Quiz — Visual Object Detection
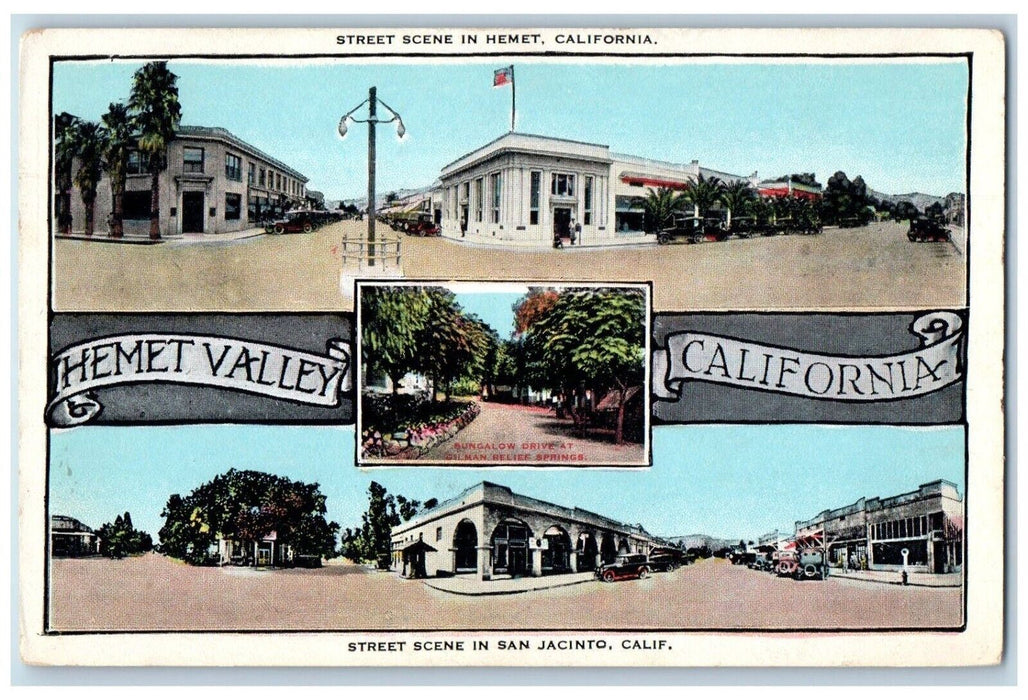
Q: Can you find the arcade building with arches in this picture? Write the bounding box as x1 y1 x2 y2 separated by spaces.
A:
390 481 664 580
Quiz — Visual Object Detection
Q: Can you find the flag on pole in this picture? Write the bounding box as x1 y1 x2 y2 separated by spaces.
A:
493 66 513 87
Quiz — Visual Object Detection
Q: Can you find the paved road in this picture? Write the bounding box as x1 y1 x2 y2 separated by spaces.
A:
420 401 646 465
49 554 963 632
54 220 965 312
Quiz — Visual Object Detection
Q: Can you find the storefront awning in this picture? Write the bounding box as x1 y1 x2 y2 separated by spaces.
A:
619 171 693 190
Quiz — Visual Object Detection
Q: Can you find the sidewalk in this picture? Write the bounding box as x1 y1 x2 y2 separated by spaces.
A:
422 571 596 596
441 230 656 251
828 569 962 588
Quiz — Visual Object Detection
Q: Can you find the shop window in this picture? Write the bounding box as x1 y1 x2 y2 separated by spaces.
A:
183 147 204 174
225 193 241 220
225 153 242 181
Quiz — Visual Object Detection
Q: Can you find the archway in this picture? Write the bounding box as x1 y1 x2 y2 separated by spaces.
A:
576 532 598 572
490 519 533 577
600 533 617 564
542 525 572 575
453 519 478 573
618 537 630 554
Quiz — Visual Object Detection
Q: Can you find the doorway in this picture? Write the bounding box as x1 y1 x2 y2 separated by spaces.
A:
552 207 572 238
182 191 205 233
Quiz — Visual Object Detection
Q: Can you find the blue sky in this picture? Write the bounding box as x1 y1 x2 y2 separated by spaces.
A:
52 58 968 200
49 424 964 543
453 290 522 339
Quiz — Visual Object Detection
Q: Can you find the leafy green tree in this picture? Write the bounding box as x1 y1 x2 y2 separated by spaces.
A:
521 288 645 444
416 288 492 402
684 173 725 219
54 112 80 234
634 186 689 233
101 102 134 239
96 511 153 559
361 286 433 395
339 481 421 563
157 469 339 566
893 200 920 222
129 61 182 240
72 120 106 236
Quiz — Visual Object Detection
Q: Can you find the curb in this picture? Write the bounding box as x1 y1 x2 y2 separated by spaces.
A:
829 573 962 589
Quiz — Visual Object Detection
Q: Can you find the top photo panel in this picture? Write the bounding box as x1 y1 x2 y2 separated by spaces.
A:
49 55 969 313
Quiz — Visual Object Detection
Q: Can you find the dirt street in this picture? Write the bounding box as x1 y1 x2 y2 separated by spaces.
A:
52 221 965 312
415 401 646 465
49 554 962 632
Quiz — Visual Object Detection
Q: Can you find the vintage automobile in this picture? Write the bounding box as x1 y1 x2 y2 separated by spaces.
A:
908 217 952 242
407 214 441 237
774 550 800 577
595 553 650 582
793 549 829 580
646 547 688 572
271 210 316 234
657 215 729 245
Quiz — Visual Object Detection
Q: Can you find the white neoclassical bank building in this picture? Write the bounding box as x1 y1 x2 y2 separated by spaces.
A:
434 132 758 247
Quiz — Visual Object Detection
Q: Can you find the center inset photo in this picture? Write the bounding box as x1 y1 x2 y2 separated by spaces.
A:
356 281 651 467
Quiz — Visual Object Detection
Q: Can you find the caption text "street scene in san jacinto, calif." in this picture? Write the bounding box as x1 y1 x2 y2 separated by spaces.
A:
346 638 670 653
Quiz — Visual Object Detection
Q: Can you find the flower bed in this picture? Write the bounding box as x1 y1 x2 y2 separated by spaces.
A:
362 400 481 460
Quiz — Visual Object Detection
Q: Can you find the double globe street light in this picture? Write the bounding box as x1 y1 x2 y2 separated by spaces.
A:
338 86 406 267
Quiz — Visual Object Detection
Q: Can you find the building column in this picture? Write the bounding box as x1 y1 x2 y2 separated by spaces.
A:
531 547 543 577
569 551 578 572
477 545 492 581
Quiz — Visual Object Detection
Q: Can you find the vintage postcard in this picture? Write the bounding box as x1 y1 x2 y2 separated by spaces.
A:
17 26 1005 667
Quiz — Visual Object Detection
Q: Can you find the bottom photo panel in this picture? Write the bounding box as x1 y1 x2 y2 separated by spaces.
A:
47 423 964 633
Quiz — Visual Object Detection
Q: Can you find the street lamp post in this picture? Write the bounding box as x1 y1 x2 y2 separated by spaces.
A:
338 86 406 267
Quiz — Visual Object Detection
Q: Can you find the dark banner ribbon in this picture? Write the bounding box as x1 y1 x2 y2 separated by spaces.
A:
47 334 351 427
653 312 963 402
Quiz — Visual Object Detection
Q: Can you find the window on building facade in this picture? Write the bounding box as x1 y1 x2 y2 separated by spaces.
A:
183 147 205 174
248 163 256 186
225 153 242 182
584 175 594 225
551 172 575 197
530 171 541 225
126 150 146 175
259 168 266 187
225 193 242 220
490 173 501 223
461 181 470 203
276 173 282 191
436 527 442 542
474 177 483 222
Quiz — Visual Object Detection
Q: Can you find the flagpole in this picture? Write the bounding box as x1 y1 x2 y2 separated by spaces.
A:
510 64 516 132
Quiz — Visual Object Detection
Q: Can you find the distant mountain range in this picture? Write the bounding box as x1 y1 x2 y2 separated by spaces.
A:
867 188 963 212
664 534 740 551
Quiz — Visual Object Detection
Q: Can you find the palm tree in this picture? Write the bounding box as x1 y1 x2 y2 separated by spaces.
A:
684 173 725 219
54 112 80 234
128 61 181 240
719 181 756 230
72 121 107 236
101 102 134 239
634 187 689 233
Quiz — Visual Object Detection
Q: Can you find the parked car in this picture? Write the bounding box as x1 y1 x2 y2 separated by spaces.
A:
657 215 729 245
595 553 650 582
271 211 316 234
408 215 441 237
